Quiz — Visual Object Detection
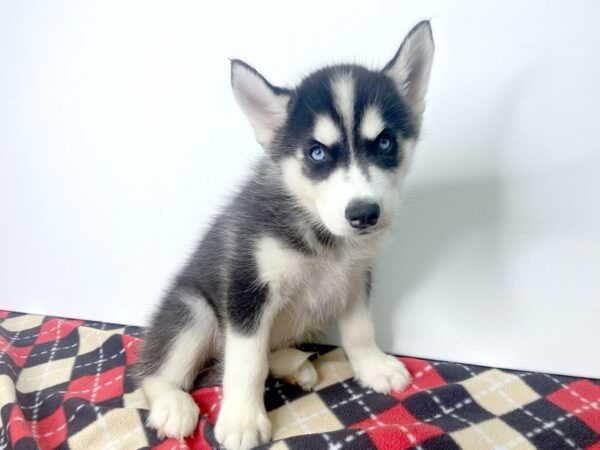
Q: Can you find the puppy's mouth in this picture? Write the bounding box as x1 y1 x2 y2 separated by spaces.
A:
354 223 388 237
357 229 376 236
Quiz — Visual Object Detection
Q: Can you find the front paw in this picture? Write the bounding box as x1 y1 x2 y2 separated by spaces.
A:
352 351 411 394
147 390 199 439
214 404 271 450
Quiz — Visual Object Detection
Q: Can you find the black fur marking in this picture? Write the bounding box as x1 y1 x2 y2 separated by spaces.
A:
134 290 195 380
302 142 349 181
226 256 270 334
361 130 402 170
312 224 340 248
278 68 350 181
352 67 414 172
272 64 415 180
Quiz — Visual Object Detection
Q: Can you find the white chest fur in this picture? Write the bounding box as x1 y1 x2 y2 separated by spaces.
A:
255 236 376 349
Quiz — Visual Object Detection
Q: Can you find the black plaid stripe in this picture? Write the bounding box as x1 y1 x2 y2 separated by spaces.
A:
0 349 21 381
0 403 13 441
284 428 376 450
500 397 598 449
138 409 164 448
13 437 39 450
520 371 578 396
297 343 337 356
80 320 124 331
123 325 143 338
6 312 28 319
0 325 40 348
63 398 99 437
431 360 487 383
24 328 79 368
415 434 461 449
318 378 398 426
17 382 70 422
402 384 494 432
264 377 314 411
71 334 126 379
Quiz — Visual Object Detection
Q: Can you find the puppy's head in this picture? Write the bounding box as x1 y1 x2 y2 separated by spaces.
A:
231 21 434 238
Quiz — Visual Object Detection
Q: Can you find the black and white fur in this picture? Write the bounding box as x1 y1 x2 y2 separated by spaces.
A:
136 21 434 450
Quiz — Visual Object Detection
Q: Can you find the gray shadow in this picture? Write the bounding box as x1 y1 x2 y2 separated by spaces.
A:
369 72 534 351
325 72 529 349
371 177 505 351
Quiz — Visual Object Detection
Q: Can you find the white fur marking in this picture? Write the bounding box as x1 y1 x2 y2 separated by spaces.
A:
360 106 385 140
255 236 312 282
254 235 374 349
215 328 272 449
313 114 341 146
281 157 320 217
331 73 356 151
314 164 374 236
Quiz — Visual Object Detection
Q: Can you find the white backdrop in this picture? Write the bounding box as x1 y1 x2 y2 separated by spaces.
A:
1 0 599 378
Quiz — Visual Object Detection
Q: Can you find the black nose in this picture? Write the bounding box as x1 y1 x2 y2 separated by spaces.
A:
345 200 380 229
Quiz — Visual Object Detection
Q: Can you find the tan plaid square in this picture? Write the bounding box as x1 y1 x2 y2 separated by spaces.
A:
0 374 16 407
451 418 536 450
123 387 150 410
269 392 343 440
77 326 125 355
68 407 149 450
16 356 75 393
268 441 291 450
1 314 44 332
461 369 540 415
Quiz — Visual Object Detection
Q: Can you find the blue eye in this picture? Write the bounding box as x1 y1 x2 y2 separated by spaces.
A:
309 145 326 161
378 137 392 152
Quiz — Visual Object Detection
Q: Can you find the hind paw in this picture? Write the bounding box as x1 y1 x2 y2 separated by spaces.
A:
283 359 318 391
269 348 318 390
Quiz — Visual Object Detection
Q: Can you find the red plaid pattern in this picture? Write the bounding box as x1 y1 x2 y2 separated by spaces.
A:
0 310 598 449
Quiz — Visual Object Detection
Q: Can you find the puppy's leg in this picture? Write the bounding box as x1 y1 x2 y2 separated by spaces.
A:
214 326 272 450
337 272 410 394
137 291 219 439
269 348 317 391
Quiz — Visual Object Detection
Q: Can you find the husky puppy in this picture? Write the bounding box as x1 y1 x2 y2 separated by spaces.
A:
136 21 434 450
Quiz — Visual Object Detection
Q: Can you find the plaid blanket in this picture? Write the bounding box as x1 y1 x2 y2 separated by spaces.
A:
0 311 598 450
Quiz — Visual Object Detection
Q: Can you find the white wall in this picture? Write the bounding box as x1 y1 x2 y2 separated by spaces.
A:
1 0 599 377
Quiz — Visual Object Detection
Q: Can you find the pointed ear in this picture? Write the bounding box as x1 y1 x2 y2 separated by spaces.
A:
231 59 291 149
384 21 435 119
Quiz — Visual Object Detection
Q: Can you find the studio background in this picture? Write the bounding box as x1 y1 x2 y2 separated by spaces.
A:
1 0 599 377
